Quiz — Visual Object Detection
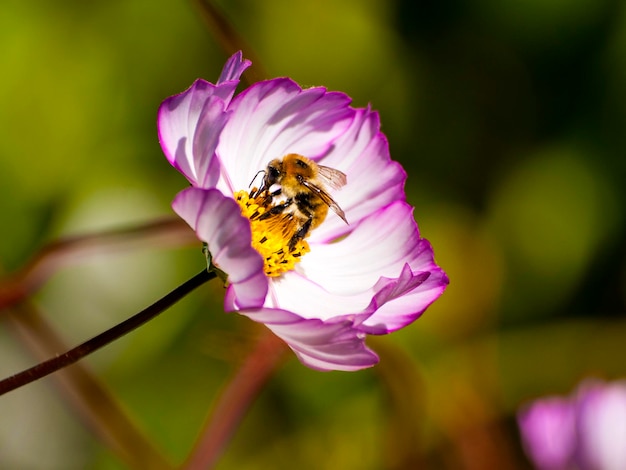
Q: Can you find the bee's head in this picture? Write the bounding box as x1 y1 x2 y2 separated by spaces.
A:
264 158 283 187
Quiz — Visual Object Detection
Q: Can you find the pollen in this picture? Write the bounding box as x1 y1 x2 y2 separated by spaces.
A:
234 190 310 277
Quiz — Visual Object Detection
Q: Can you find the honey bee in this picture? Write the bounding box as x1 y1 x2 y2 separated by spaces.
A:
253 153 348 250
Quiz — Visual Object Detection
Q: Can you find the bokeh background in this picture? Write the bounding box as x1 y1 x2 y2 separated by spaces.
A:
1 0 625 468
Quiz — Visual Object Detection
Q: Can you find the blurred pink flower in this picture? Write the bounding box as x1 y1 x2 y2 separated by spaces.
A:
158 52 448 371
518 379 626 470
518 397 576 470
577 380 626 470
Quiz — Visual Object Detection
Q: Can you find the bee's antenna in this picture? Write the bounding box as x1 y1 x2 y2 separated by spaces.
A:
249 170 265 188
249 170 266 198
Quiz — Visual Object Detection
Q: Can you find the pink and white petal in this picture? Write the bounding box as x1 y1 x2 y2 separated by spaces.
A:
215 79 356 193
267 271 374 321
214 51 252 103
158 80 228 186
193 100 231 188
309 109 406 242
301 202 426 295
238 308 379 371
358 262 448 334
217 51 252 85
300 202 447 332
269 202 447 331
172 187 267 309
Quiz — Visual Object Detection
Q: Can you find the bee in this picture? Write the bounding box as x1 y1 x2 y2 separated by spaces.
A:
253 153 348 250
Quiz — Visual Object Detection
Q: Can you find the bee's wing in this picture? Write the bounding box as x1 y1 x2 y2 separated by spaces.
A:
302 181 348 224
316 165 347 191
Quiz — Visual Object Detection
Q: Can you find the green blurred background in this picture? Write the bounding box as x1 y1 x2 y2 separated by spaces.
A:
1 0 625 468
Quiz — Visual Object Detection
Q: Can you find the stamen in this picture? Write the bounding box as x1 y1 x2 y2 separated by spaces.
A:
235 190 310 277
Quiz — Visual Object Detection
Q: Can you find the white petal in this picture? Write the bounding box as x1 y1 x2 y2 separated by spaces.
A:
172 187 268 309
289 201 447 332
238 308 379 371
359 262 448 334
215 79 355 194
158 80 229 187
267 271 373 321
193 100 231 188
268 201 447 330
301 202 424 295
309 108 406 242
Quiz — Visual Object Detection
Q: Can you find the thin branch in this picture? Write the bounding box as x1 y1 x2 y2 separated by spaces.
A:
0 269 215 396
192 0 268 84
183 330 288 469
3 302 174 470
0 217 195 311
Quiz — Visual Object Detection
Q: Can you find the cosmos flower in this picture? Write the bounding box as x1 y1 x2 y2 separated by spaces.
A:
158 52 448 371
518 379 626 470
517 397 576 470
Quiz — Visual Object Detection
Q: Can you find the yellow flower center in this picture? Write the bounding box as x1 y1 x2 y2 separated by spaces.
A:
234 190 310 277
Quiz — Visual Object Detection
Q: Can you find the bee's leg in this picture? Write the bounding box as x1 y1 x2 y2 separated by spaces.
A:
259 199 292 220
259 191 272 207
261 188 282 206
252 186 281 204
289 217 312 251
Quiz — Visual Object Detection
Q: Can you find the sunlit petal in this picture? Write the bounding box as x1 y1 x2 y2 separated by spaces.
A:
215 50 252 101
238 308 378 371
158 80 228 187
359 262 448 334
215 79 355 194
172 187 267 309
309 108 407 242
302 202 432 294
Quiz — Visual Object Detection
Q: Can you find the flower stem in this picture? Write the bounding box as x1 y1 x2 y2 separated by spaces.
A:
4 302 174 470
182 330 288 469
0 269 215 396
